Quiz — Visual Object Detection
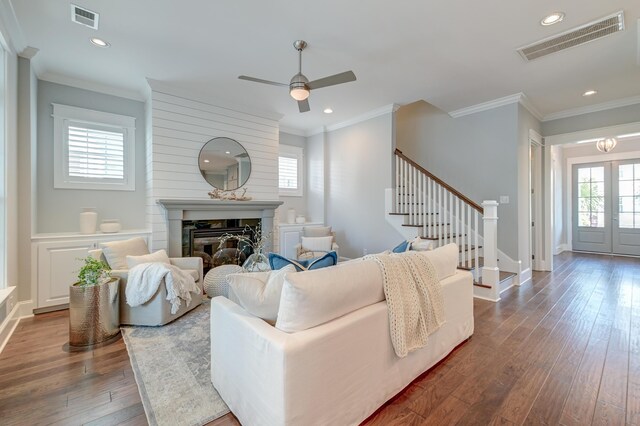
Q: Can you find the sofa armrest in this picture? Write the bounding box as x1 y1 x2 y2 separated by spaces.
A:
170 257 203 282
211 297 289 425
109 269 129 280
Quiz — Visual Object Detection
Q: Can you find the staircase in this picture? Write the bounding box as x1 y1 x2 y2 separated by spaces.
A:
387 149 517 301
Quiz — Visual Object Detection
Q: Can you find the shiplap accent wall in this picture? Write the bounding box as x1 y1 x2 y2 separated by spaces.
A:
147 85 280 251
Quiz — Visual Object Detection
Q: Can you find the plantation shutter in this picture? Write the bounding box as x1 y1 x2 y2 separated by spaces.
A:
67 123 125 180
279 155 298 190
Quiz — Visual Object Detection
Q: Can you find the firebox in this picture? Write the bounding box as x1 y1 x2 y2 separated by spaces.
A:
182 219 260 274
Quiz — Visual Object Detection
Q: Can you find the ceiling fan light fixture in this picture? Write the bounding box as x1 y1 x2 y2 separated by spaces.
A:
596 137 617 153
290 87 309 101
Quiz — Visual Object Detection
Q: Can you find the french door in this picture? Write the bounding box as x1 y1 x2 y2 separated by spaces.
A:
573 160 640 255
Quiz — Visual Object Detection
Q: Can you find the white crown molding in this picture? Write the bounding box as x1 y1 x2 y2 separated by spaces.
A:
40 72 147 102
0 0 26 54
448 93 542 121
306 126 327 137
18 46 38 59
542 95 640 122
278 126 307 137
321 103 400 134
545 121 640 146
146 78 283 122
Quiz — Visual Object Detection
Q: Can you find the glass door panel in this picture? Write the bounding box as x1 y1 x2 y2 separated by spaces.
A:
613 160 640 255
572 163 612 253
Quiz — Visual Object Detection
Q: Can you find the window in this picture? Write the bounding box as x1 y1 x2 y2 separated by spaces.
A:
53 104 136 190
278 145 303 196
617 163 640 229
577 166 605 228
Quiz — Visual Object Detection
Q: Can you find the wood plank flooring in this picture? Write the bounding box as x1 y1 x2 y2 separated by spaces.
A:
1 252 638 425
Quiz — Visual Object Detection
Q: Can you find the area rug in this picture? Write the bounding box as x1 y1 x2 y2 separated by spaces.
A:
121 300 230 426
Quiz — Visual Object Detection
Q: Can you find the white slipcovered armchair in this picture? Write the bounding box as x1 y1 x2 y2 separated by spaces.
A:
88 237 203 326
295 226 339 260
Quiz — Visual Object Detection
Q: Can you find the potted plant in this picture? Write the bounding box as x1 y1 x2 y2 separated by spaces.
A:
68 256 121 349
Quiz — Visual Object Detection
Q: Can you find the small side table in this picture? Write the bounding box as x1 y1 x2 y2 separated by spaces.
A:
69 277 120 350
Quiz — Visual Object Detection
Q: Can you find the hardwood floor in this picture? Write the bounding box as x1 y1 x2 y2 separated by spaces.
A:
1 251 638 425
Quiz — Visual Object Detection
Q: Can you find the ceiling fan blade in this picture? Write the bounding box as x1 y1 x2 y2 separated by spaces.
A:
298 99 310 113
307 71 356 90
238 75 288 87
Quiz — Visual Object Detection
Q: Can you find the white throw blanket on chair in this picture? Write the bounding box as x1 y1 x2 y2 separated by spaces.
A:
126 262 199 314
366 251 445 357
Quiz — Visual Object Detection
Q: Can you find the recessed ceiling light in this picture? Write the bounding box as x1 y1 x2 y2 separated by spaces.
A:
583 90 597 96
225 151 231 154
90 37 110 48
323 108 333 114
541 12 565 26
204 159 210 163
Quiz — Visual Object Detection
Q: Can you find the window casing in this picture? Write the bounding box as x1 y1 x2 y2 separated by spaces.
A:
278 145 303 197
53 104 136 191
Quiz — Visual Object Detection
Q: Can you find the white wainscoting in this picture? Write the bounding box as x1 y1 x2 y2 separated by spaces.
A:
147 86 280 251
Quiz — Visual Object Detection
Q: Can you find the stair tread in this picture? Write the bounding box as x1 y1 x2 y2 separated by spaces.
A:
470 271 517 288
402 223 452 227
389 212 439 216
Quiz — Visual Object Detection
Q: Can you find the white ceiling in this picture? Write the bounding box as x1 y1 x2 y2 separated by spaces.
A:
9 0 640 132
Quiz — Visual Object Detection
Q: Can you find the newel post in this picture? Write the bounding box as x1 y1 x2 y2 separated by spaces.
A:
481 200 500 302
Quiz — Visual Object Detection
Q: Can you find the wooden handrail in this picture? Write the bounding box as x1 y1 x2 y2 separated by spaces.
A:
394 149 484 214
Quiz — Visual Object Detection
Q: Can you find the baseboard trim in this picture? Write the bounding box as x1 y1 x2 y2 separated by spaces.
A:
519 268 532 286
555 244 569 255
473 294 501 303
0 300 32 354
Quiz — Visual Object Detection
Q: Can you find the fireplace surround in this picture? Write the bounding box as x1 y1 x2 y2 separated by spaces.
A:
157 199 283 259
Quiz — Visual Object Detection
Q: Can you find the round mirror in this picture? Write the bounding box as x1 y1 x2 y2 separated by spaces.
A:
198 137 251 190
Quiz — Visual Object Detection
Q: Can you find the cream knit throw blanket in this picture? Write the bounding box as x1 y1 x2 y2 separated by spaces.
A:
367 251 445 357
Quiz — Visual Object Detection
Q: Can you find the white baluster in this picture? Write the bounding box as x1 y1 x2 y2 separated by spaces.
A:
395 155 400 213
422 174 426 238
474 211 479 283
467 203 472 267
455 198 460 252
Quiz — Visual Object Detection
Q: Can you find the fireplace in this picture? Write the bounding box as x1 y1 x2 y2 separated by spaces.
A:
157 199 284 265
183 219 260 274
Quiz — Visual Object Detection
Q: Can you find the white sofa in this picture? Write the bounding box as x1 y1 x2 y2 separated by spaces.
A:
210 247 473 426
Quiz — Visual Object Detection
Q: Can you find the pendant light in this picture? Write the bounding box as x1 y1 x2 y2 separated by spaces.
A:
596 137 617 153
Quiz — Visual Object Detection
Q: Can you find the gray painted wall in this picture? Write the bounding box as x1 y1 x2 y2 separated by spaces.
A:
542 103 640 136
306 132 325 223
36 81 146 233
325 113 401 258
396 101 520 260
278 132 308 223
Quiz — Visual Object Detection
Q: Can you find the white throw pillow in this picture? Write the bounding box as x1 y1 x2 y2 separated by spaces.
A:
101 237 149 270
303 226 332 237
420 243 459 280
126 249 171 269
300 236 333 252
410 236 432 251
276 259 385 333
227 265 296 322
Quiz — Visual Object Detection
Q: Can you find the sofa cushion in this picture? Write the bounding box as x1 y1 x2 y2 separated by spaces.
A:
227 265 296 322
100 237 149 270
269 251 338 272
126 249 171 269
275 259 385 333
409 236 431 251
420 243 458 280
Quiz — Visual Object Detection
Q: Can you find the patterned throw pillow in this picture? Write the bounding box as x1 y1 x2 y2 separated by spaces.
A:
268 251 338 272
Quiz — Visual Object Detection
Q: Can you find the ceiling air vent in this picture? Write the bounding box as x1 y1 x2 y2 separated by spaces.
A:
70 4 99 30
517 11 624 61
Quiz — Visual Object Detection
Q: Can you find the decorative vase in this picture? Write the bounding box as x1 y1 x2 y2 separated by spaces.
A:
295 215 306 224
242 249 270 272
69 277 120 349
99 219 121 233
79 208 98 234
287 208 296 224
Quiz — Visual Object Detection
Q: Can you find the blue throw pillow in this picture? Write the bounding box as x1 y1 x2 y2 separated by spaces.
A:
392 240 410 253
268 251 338 272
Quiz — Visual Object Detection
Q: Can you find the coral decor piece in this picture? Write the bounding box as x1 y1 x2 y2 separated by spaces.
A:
207 187 252 201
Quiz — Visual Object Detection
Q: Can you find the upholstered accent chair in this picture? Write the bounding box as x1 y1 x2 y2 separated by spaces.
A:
88 237 204 326
295 226 339 260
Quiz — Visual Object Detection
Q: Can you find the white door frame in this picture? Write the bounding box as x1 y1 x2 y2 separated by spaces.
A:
544 121 640 264
529 130 545 270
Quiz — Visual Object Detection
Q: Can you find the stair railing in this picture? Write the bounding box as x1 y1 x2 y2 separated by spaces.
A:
394 149 499 293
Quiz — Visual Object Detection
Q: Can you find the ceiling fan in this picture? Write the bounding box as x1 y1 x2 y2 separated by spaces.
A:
238 40 356 113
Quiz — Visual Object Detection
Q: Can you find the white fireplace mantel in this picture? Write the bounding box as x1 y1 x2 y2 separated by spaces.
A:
157 199 284 257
